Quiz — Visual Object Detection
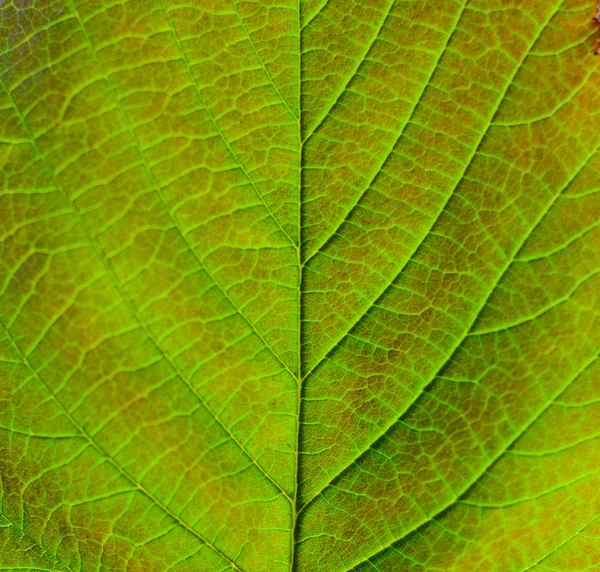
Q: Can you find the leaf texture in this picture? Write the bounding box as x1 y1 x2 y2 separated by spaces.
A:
0 0 599 570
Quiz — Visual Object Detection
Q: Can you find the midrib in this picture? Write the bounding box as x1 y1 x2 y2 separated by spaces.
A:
290 0 304 567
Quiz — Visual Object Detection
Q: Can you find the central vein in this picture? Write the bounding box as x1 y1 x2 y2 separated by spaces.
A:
291 0 304 567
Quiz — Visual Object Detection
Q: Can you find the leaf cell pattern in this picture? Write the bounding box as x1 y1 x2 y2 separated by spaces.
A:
0 0 599 570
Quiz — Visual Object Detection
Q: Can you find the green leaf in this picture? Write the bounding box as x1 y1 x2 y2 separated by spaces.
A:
1 0 599 570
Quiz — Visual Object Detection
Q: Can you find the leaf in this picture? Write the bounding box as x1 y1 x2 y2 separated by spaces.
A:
1 0 599 570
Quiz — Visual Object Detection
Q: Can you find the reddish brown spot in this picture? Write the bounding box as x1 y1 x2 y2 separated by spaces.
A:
595 3 600 54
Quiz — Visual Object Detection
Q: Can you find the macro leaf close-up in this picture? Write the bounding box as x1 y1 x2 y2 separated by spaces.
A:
1 0 600 570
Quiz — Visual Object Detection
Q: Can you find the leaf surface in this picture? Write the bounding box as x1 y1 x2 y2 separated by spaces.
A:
1 0 599 570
